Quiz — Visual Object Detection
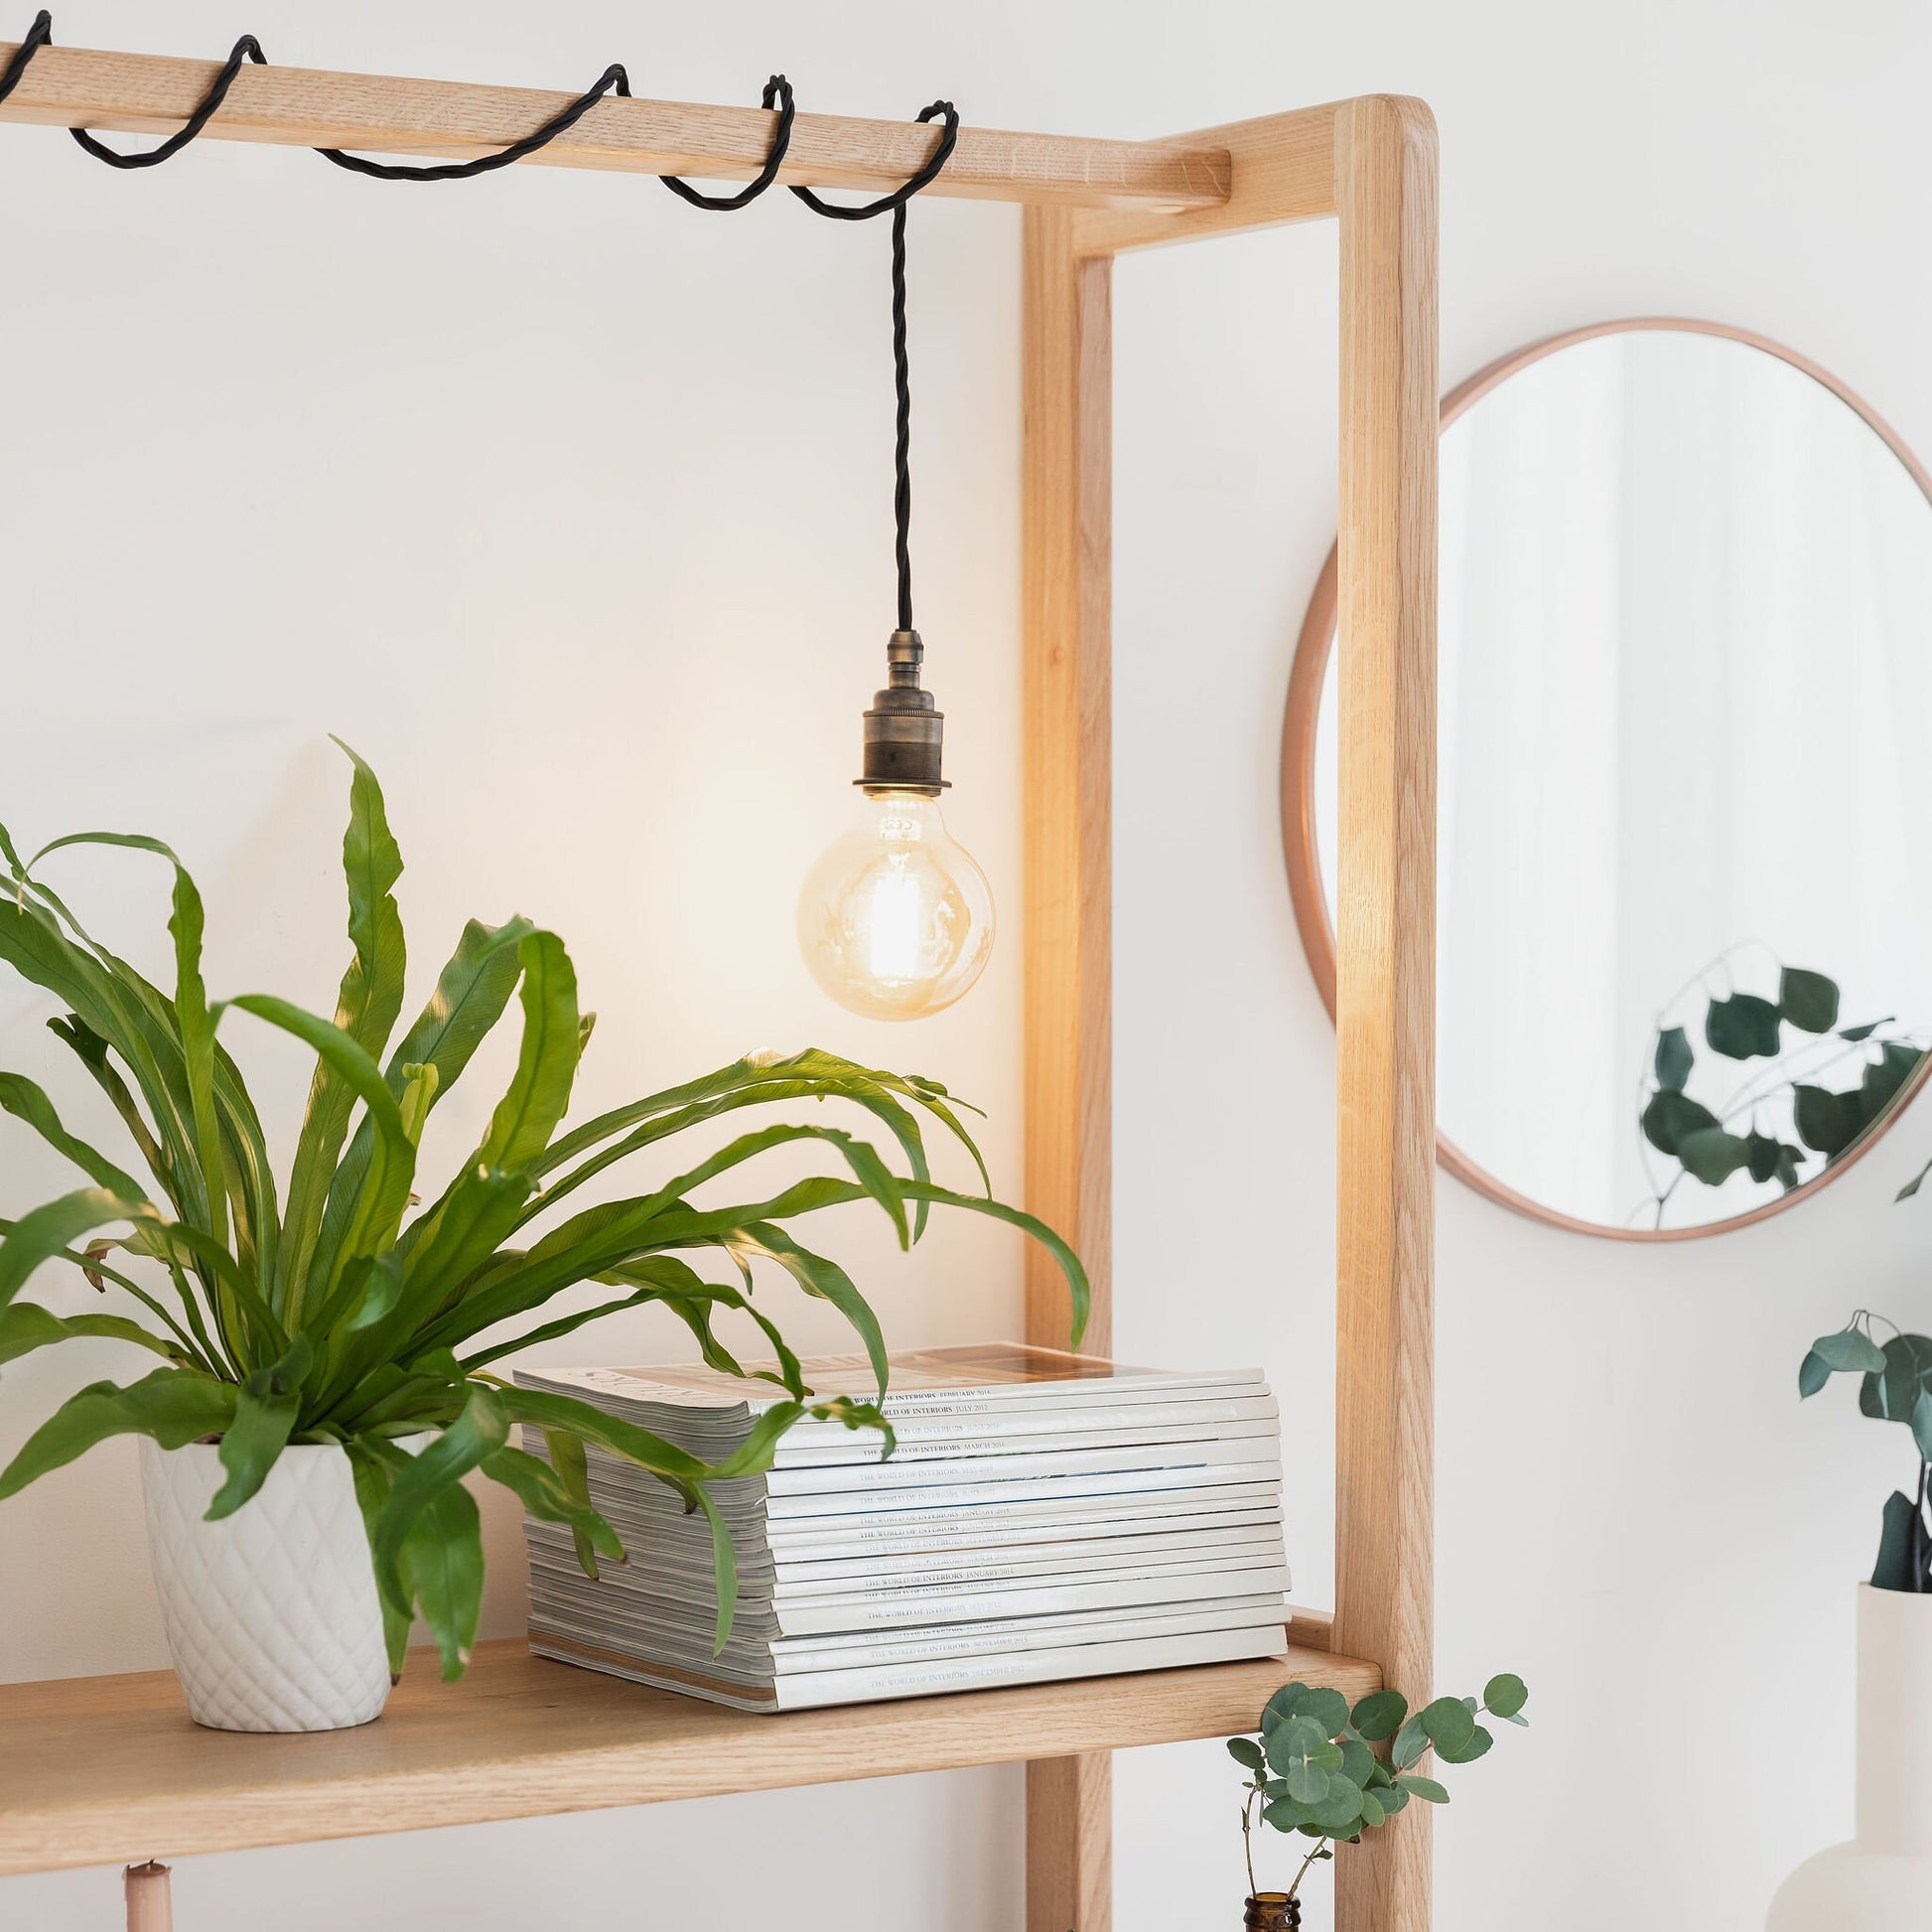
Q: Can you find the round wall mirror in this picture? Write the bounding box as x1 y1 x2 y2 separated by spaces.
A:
1283 319 1932 1238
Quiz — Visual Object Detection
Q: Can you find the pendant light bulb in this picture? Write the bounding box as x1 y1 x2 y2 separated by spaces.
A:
797 785 995 1021
799 166 985 1021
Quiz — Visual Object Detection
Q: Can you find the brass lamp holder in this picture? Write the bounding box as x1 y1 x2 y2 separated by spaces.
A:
858 628 947 794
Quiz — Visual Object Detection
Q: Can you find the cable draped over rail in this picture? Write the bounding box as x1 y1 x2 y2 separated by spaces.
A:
0 9 959 631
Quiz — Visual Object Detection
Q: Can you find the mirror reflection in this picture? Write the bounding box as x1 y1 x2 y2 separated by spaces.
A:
1308 324 1932 1234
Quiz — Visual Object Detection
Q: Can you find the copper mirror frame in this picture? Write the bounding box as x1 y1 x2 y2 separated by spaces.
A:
1280 316 1932 1241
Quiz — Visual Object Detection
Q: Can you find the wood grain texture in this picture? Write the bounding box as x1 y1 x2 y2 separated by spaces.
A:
1022 207 1114 1361
1283 1607 1336 1652
0 42 1230 209
1329 94 1440 1932
1021 205 1116 1932
1028 1753 1112 1932
0 1638 1375 1875
1071 104 1338 256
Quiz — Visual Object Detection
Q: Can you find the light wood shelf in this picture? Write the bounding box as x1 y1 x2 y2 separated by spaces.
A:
0 1635 1376 1876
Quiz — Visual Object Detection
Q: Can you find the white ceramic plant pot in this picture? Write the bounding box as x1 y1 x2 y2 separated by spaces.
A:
1766 1584 1932 1927
140 1435 392 1733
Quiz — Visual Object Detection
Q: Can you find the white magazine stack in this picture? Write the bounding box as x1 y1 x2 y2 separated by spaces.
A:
515 1342 1292 1712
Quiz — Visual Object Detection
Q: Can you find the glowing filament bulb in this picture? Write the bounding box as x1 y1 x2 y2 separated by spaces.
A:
798 789 994 1020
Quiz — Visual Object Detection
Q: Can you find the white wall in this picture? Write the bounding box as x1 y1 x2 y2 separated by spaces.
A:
3 2 1929 1928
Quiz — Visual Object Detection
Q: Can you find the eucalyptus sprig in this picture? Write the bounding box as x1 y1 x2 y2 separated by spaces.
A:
0 742 1087 1680
1799 1311 1932 1592
1227 1675 1528 1905
1637 951 1923 1226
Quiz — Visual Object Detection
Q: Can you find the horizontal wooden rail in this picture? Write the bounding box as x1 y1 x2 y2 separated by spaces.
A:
0 42 1232 210
1073 104 1341 254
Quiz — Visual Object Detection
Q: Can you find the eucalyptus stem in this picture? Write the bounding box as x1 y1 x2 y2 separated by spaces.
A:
1243 1788 1259 1898
1286 1838 1330 1903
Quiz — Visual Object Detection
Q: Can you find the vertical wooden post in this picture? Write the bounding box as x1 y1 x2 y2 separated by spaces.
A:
1329 95 1440 1932
124 1863 173 1932
1021 204 1114 1932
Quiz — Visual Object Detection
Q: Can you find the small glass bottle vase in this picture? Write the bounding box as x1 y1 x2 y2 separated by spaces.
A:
1244 1895 1301 1931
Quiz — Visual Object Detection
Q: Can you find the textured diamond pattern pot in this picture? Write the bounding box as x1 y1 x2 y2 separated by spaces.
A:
140 1436 392 1732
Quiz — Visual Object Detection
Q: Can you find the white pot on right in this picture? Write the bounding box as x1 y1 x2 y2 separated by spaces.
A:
1766 1584 1932 1927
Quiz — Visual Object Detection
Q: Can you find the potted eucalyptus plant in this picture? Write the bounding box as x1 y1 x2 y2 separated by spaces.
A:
0 743 1085 1732
1767 1310 1932 1925
1224 1673 1528 1928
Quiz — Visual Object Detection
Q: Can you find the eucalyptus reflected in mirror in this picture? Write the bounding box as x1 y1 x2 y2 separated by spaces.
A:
1286 320 1932 1237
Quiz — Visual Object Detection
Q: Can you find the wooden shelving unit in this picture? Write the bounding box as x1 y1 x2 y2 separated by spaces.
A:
0 42 1437 1932
0 1634 1375 1876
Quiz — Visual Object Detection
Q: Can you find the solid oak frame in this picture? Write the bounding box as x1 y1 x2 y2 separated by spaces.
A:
0 48 1438 1932
1282 313 1932 1246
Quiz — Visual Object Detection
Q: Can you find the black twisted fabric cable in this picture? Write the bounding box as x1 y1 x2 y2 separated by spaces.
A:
0 13 959 634
74 32 265 169
794 101 958 634
0 10 267 167
316 63 632 181
0 7 49 106
661 75 795 209
788 97 958 221
0 17 794 196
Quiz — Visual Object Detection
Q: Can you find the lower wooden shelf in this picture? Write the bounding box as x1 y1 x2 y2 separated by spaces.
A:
0 1633 1376 1875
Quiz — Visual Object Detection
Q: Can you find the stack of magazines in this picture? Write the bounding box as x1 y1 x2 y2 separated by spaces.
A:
514 1342 1291 1712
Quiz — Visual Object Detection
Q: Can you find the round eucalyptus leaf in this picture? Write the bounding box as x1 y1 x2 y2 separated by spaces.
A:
1676 1126 1752 1185
1264 1712 1332 1776
1263 1797 1314 1834
1416 1695 1476 1754
1285 1761 1330 1805
1482 1673 1528 1719
1778 967 1841 1035
1641 1088 1720 1158
1435 1722 1494 1765
1794 1083 1864 1158
1227 1736 1266 1771
1706 991 1783 1060
1295 1686 1350 1738
1262 1682 1310 1729
1349 1689 1409 1740
1309 1775 1366 1834
1357 1788 1387 1829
